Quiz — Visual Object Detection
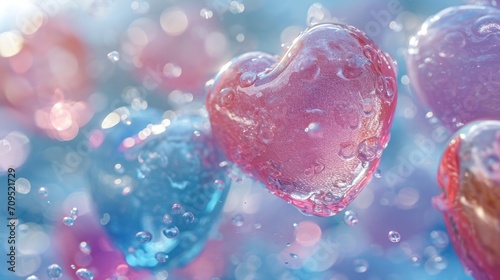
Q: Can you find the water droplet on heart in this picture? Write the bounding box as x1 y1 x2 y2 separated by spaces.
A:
79 242 91 255
388 230 401 242
362 97 376 116
357 137 383 162
473 15 500 37
75 268 94 280
258 126 274 144
155 252 169 263
239 72 257 87
63 217 74 227
305 122 323 138
339 141 356 160
220 88 235 106
340 54 365 79
353 259 368 273
334 179 348 189
107 51 120 62
182 212 195 223
47 264 63 279
298 57 320 81
344 210 359 226
171 203 183 214
334 103 360 129
135 231 152 243
163 225 179 238
232 213 244 226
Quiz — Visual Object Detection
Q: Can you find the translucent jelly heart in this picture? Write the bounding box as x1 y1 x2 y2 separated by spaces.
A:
206 23 397 216
407 5 500 131
434 120 500 280
88 108 230 270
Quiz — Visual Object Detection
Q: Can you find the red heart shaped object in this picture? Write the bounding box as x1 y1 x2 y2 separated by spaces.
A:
206 23 397 216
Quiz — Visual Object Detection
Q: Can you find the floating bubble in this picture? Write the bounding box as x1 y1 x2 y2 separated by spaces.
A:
75 268 94 280
135 231 152 243
388 231 401 243
47 264 63 279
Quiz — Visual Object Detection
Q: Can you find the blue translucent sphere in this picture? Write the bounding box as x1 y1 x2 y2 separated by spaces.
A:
88 107 230 270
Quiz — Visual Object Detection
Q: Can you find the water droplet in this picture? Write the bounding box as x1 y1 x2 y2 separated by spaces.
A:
214 179 225 190
305 122 323 138
47 264 63 279
182 212 195 223
285 261 289 265
258 125 274 144
344 210 359 226
239 72 257 87
286 242 291 247
171 203 183 214
155 252 169 263
69 207 79 220
62 217 74 227
75 268 94 280
163 214 173 224
353 259 369 273
430 230 449 248
298 57 320 81
79 242 91 255
163 225 179 238
15 178 31 194
220 88 235 106
388 230 401 243
107 51 120 62
135 231 152 243
358 137 383 162
38 187 48 198
232 213 244 227
289 253 298 259
339 141 356 160
26 276 39 280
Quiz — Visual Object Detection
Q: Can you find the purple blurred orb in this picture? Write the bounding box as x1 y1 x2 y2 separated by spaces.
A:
407 5 500 131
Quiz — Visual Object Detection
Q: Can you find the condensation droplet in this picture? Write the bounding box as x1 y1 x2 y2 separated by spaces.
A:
107 51 120 62
220 88 235 106
339 141 356 160
388 230 401 243
357 138 383 162
163 214 173 224
232 213 244 227
47 264 63 279
135 231 152 243
239 72 257 87
163 225 179 238
305 122 323 138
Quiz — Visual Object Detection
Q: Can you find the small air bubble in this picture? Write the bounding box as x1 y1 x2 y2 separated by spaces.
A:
75 268 94 280
388 230 401 243
232 213 244 227
182 212 195 223
79 242 92 255
163 214 173 224
305 122 323 138
62 217 74 227
344 210 359 226
38 187 48 198
163 225 179 238
107 51 120 62
171 203 183 214
135 231 152 243
47 264 63 279
155 252 169 263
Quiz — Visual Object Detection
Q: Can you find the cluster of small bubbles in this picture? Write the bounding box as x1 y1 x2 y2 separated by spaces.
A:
289 253 298 259
232 213 244 227
171 203 183 214
75 268 94 280
182 212 195 223
388 231 401 243
353 259 369 273
200 8 213 19
62 217 75 227
155 252 169 263
162 214 173 224
107 51 120 62
135 231 152 243
344 210 359 226
70 207 79 219
26 276 39 280
79 242 92 255
15 178 31 194
47 264 63 279
374 169 382 178
163 225 179 238
130 0 150 14
430 230 449 248
38 186 48 198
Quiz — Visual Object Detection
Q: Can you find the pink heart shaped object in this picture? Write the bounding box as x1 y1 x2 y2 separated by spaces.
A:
206 23 397 216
